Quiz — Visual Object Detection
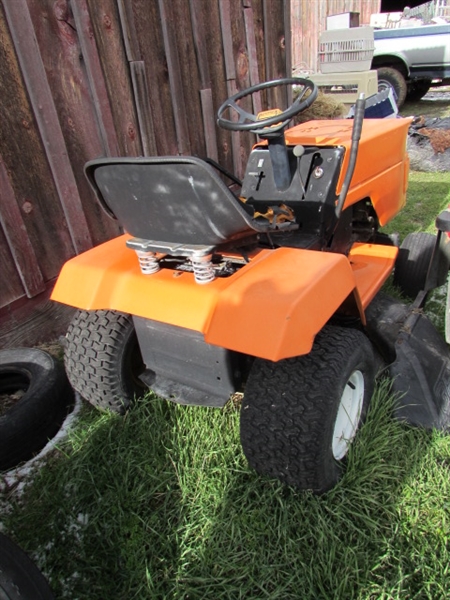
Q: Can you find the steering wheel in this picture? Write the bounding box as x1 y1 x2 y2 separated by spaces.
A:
217 78 318 135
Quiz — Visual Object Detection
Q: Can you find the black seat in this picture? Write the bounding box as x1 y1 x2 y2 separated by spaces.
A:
85 156 295 248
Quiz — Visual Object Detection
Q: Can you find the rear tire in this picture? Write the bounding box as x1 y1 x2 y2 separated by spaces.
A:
377 67 407 108
394 232 443 298
240 326 375 493
64 310 147 413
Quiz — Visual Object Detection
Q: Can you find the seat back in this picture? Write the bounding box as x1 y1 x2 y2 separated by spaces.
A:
85 156 261 246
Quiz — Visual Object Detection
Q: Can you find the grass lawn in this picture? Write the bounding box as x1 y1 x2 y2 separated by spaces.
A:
2 173 450 598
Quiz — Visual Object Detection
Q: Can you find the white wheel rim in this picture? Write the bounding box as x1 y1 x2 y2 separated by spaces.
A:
332 370 364 460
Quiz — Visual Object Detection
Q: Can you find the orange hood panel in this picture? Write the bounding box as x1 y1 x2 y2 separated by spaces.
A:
285 118 412 225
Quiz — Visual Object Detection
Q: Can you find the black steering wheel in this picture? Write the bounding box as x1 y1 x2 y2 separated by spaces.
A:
217 77 318 136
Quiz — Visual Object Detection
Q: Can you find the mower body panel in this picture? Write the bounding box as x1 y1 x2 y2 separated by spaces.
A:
284 118 412 225
51 234 398 361
134 317 241 407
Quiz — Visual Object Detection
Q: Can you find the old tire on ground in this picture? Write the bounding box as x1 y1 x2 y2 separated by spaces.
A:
65 310 147 413
240 326 375 493
0 532 55 599
406 79 431 102
0 348 74 472
394 232 439 298
377 67 407 108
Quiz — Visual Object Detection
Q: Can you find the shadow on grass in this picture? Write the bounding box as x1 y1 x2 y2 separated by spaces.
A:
2 384 450 600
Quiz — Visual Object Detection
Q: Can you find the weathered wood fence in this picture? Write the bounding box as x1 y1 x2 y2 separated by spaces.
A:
0 0 290 346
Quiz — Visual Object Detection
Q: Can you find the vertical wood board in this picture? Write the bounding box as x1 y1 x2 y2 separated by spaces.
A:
189 0 218 160
130 0 178 155
0 159 45 298
4 0 93 254
158 0 191 155
130 61 158 156
72 0 121 158
0 3 77 287
116 0 141 61
0 228 24 309
199 0 233 173
86 0 142 156
25 0 119 246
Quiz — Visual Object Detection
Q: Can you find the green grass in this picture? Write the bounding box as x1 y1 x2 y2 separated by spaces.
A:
2 171 450 599
3 386 450 599
383 171 450 240
382 171 450 333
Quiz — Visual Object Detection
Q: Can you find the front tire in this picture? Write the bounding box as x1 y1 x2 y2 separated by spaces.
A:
377 67 407 108
240 326 375 493
65 310 147 413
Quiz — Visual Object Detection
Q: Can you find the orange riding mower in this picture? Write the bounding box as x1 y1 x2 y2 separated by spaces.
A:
52 78 450 493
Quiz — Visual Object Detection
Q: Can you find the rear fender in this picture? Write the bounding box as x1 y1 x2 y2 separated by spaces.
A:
204 247 360 360
51 235 362 361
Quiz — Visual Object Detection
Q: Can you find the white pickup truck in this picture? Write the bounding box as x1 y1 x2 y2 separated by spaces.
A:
372 23 450 107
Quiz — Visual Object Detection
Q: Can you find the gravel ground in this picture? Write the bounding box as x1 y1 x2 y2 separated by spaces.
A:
401 86 450 119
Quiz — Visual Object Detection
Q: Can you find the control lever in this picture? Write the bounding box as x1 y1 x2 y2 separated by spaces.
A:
293 144 306 197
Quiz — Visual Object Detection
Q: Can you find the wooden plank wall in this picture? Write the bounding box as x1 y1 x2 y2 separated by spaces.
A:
0 0 290 347
291 0 381 74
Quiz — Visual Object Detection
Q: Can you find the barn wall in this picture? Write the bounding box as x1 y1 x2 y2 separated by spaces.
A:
0 0 290 347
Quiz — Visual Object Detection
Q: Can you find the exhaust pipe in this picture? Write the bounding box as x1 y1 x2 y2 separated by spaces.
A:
335 94 366 219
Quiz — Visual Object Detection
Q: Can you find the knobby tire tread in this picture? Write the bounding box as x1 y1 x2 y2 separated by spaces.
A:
65 310 144 413
240 326 375 493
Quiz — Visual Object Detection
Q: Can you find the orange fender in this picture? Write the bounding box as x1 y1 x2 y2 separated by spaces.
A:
52 234 365 361
204 247 358 360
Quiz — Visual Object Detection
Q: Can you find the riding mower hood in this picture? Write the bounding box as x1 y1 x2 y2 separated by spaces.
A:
52 78 450 493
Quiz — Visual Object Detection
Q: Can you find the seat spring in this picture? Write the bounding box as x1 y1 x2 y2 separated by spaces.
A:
191 254 215 284
136 250 160 275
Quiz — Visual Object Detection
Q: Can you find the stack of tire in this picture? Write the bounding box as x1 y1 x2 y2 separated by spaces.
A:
0 348 74 472
1 348 74 598
0 533 55 599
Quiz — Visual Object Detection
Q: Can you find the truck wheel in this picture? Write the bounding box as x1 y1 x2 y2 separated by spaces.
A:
0 532 55 599
240 326 375 493
406 80 431 102
394 232 442 299
65 310 147 413
377 67 407 108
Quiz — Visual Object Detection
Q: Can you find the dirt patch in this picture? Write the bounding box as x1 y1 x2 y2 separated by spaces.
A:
402 90 450 172
418 128 450 153
36 341 64 361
